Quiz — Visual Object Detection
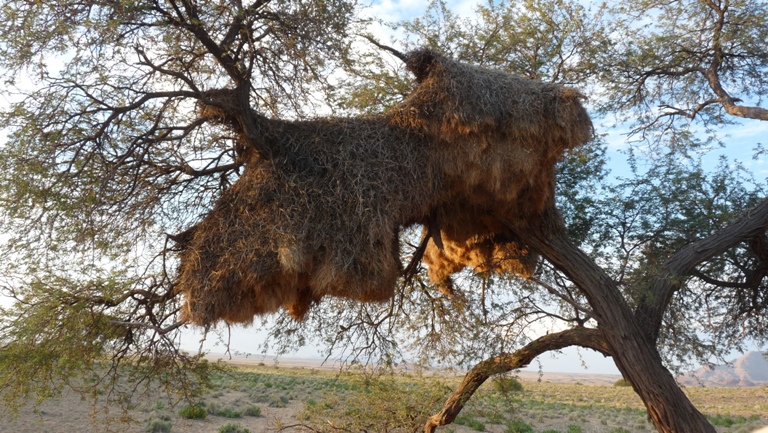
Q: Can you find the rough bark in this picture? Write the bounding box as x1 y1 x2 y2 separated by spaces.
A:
513 206 717 433
424 328 610 433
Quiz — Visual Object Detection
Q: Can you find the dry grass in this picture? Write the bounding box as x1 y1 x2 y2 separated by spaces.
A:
4 364 766 433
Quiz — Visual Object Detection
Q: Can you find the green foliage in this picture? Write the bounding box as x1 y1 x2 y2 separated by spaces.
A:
707 414 748 427
145 418 172 433
206 401 241 418
504 419 533 433
607 428 630 433
298 374 451 433
243 405 262 417
492 375 524 394
216 408 242 419
602 0 768 133
566 425 583 433
613 378 631 387
0 0 361 414
455 415 486 431
179 405 207 420
218 423 251 433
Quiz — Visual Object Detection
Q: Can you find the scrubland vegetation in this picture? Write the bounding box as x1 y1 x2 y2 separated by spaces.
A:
149 365 768 433
20 364 759 433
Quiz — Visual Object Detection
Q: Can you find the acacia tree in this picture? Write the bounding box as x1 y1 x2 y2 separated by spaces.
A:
364 2 768 432
0 0 362 406
0 1 767 433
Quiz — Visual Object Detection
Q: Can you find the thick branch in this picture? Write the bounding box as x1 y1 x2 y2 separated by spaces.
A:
701 0 768 121
511 205 716 433
637 197 768 340
155 1 246 83
704 69 768 120
424 328 609 433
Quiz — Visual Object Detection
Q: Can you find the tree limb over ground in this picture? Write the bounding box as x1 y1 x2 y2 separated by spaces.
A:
424 328 610 433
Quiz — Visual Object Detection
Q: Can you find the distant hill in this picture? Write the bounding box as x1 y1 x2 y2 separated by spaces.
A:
677 351 768 387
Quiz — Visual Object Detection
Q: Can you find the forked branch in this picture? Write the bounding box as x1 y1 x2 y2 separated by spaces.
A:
637 197 768 340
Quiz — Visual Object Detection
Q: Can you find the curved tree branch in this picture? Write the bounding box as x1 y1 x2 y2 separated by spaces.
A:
701 0 768 121
424 328 610 433
637 197 768 341
511 204 717 433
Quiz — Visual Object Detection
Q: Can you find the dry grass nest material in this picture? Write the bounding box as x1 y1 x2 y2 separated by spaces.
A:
175 48 593 325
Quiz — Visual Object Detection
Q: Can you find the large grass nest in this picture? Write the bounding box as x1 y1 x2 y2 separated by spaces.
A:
175 48 593 325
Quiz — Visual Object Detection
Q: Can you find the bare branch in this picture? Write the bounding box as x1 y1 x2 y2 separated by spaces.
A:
529 276 594 319
109 320 185 336
361 35 408 63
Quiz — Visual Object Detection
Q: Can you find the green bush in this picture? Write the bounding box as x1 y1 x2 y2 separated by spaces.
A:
216 407 242 418
613 378 631 387
179 405 207 419
268 395 288 408
218 423 251 433
146 419 172 433
566 425 583 433
206 401 242 418
455 415 485 431
244 405 262 417
504 419 533 433
607 428 631 433
541 430 562 433
297 376 451 433
707 414 748 427
492 376 524 393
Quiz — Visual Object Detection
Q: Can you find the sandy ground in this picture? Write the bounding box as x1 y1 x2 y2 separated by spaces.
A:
2 385 302 433
0 356 623 433
9 356 742 433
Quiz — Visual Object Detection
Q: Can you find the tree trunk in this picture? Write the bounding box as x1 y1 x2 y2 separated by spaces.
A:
514 206 716 433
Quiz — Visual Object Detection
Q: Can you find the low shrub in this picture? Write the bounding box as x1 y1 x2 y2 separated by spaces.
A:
455 415 485 431
707 414 748 427
268 395 288 408
206 401 242 418
493 376 524 393
218 423 251 433
216 407 242 418
505 419 533 433
244 405 262 417
146 419 172 433
297 376 451 433
179 405 207 419
613 378 631 387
